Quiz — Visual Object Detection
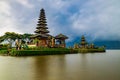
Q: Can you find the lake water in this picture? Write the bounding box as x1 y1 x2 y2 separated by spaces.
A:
0 50 120 80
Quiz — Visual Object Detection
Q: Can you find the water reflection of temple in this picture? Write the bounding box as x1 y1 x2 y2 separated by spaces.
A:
31 8 68 48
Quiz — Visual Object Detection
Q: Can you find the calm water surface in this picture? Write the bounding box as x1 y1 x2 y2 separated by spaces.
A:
0 50 120 80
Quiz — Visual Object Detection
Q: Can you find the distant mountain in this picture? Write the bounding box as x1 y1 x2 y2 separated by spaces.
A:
94 41 120 49
67 38 120 49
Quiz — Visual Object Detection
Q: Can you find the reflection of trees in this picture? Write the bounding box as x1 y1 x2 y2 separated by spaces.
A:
34 55 66 80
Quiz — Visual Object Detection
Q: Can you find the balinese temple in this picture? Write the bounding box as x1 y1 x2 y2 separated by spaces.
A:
32 8 51 47
31 8 68 48
80 35 87 48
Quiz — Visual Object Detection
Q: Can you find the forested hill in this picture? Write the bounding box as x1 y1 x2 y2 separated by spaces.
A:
94 41 120 49
67 40 120 49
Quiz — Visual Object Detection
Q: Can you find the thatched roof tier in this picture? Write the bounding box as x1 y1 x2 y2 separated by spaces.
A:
31 34 48 39
46 34 53 37
80 35 87 45
38 18 46 21
37 22 47 25
34 8 50 39
38 20 46 23
31 33 53 39
35 29 49 33
39 9 45 17
36 26 48 29
55 34 68 39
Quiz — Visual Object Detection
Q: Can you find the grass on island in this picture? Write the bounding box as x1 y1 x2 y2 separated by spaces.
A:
77 48 105 53
0 50 8 55
0 46 105 56
0 47 77 56
10 48 77 56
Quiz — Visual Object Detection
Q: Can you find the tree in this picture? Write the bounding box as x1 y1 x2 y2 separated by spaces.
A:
22 33 33 43
0 36 4 43
3 32 20 48
0 32 33 49
74 43 79 49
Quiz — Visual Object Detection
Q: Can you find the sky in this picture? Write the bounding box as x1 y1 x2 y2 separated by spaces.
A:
0 0 120 42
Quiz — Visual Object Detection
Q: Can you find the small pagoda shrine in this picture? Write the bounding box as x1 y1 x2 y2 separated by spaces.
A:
55 34 68 48
31 8 68 48
80 35 87 48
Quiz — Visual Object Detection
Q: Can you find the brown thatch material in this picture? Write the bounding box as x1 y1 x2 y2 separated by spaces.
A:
55 34 68 39
36 26 48 29
30 34 48 39
30 33 53 39
33 8 50 39
34 29 49 33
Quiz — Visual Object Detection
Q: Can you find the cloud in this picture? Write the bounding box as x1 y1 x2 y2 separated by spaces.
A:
0 0 120 42
15 0 34 8
0 1 23 35
0 1 11 16
0 0 36 36
70 0 120 40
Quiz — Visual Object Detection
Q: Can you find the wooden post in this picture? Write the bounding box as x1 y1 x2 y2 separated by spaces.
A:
51 37 55 47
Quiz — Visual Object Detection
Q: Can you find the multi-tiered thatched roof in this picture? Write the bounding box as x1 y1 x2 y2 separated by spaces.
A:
32 8 51 39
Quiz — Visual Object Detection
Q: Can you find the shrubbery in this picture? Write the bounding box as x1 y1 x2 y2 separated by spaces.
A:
78 48 105 53
0 50 8 54
0 44 10 50
0 45 105 56
10 48 76 56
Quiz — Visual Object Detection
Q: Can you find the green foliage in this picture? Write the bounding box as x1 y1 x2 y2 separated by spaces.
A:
0 50 8 54
0 32 33 49
27 47 69 51
10 48 77 56
22 33 33 40
78 48 105 53
33 38 39 44
2 44 9 47
0 36 4 43
74 43 79 49
0 47 8 50
0 44 10 50
22 44 29 49
0 32 33 43
4 32 21 40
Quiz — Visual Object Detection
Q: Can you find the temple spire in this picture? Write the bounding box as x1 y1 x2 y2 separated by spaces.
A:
80 35 87 48
34 8 50 38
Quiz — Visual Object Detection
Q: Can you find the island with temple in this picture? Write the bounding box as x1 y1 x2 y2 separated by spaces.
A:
73 35 105 53
0 8 105 56
29 8 68 48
